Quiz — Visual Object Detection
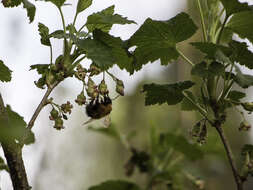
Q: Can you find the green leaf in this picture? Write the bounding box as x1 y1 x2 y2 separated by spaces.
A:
226 11 253 44
49 30 65 39
88 180 141 190
227 90 246 101
191 61 209 78
30 64 50 75
219 0 251 16
129 12 197 70
191 42 231 60
76 38 115 70
0 156 9 172
234 66 253 88
143 81 195 106
191 61 224 78
208 61 225 77
0 60 12 82
76 0 92 14
38 23 51 46
88 125 120 141
181 90 198 111
229 40 253 69
22 0 36 23
86 5 136 33
2 0 22 7
44 0 66 7
0 105 35 144
93 30 134 74
159 133 204 161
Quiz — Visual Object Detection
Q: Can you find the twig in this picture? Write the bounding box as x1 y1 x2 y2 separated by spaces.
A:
27 83 57 130
214 124 244 190
21 82 59 146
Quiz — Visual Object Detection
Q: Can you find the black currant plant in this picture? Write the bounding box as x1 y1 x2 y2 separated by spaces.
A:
0 0 253 190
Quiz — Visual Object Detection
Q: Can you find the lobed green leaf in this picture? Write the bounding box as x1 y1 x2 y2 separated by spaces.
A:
226 11 253 44
38 23 51 46
219 0 251 16
129 12 197 70
234 66 253 88
86 5 135 33
191 42 231 60
76 38 115 70
76 0 92 14
0 105 35 145
22 0 36 23
2 0 22 7
30 64 50 75
227 90 246 102
191 61 224 78
93 30 134 74
229 40 253 70
0 156 9 172
0 60 12 82
143 81 195 106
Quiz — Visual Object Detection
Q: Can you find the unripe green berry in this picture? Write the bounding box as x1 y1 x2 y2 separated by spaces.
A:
50 108 59 120
75 92 86 105
54 118 64 130
99 80 108 95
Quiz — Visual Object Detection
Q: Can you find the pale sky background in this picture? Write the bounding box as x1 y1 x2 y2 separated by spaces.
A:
0 0 253 189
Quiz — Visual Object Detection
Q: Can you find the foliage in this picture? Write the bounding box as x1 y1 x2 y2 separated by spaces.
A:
0 60 12 82
1 0 253 190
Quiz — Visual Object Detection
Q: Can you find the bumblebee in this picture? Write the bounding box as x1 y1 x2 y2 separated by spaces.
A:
85 96 112 119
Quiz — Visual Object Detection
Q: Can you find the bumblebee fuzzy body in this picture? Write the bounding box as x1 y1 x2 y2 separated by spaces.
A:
86 96 112 119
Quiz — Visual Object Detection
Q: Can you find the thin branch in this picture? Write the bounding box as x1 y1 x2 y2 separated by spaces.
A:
27 83 58 131
215 124 244 190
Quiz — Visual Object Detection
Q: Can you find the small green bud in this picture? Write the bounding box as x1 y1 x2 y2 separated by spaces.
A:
239 120 251 131
75 92 86 105
61 101 73 114
116 79 124 96
50 64 57 72
54 118 64 130
99 80 108 95
46 71 56 86
89 64 101 76
50 108 59 120
55 71 65 81
241 102 253 112
88 78 95 88
87 86 95 97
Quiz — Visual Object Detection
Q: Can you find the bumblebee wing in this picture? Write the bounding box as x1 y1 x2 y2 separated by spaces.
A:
82 118 94 126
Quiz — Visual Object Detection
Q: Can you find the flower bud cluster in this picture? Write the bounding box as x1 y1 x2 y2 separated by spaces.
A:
49 101 73 130
191 120 207 145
